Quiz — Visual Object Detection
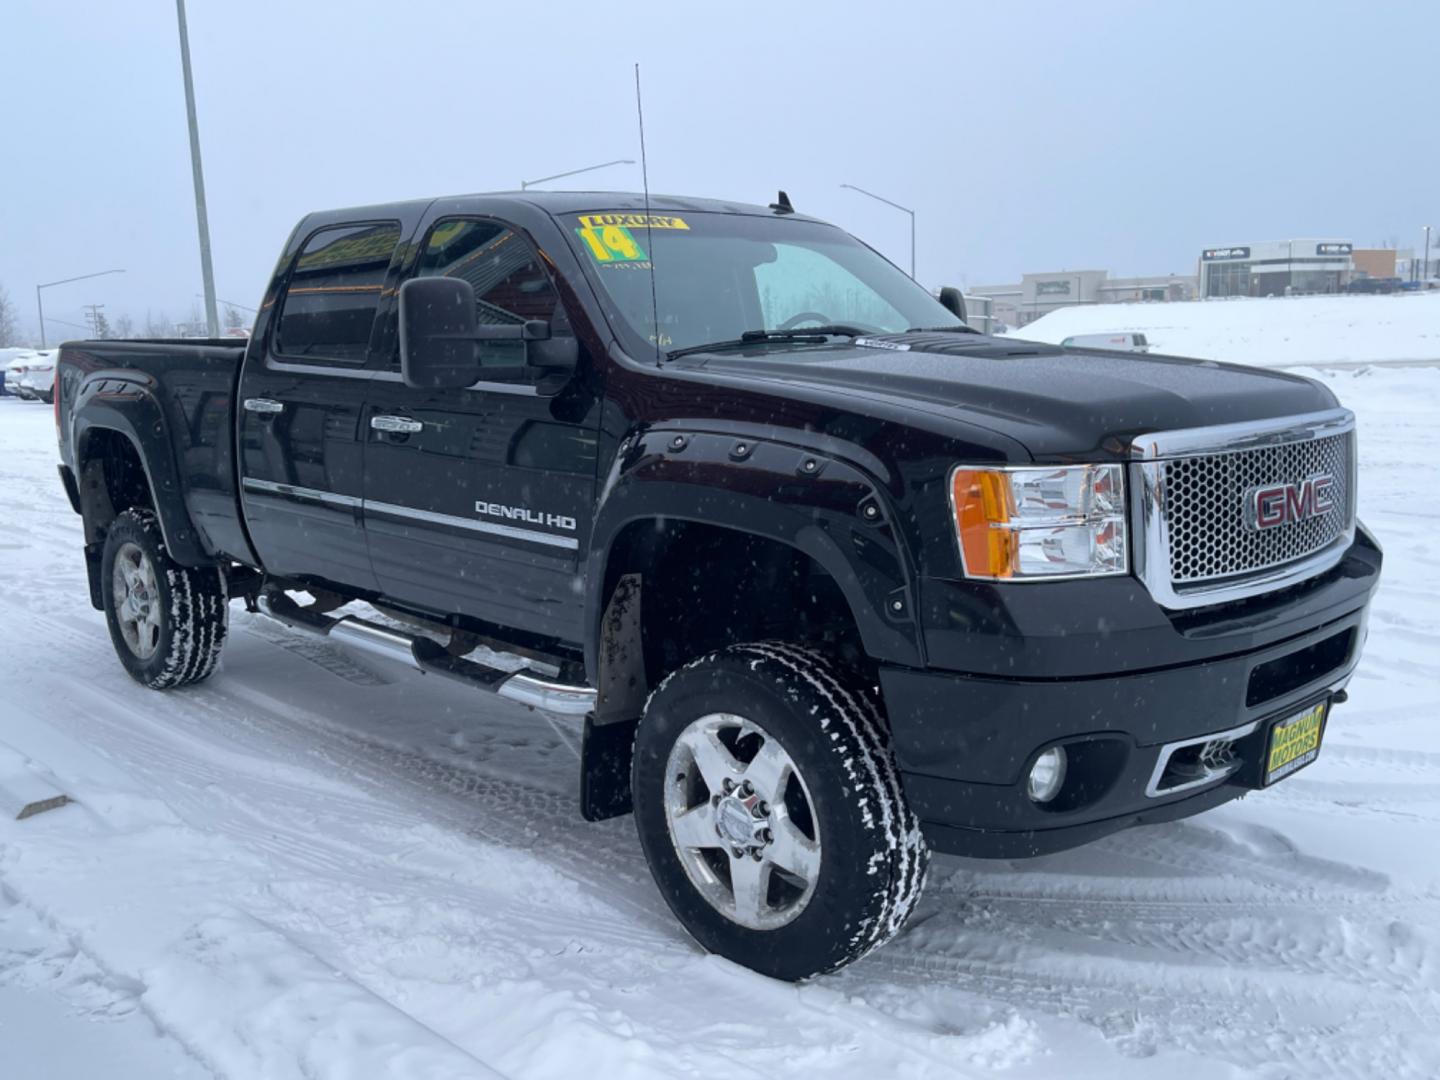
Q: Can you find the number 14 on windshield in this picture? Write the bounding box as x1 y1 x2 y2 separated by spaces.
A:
576 225 649 263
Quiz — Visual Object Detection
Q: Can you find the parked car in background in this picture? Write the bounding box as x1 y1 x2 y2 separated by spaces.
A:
0 348 34 395
1346 276 1404 294
5 353 36 399
18 350 58 403
1060 331 1151 353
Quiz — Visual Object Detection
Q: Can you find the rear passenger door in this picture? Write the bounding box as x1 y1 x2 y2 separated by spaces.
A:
237 220 402 593
361 216 600 644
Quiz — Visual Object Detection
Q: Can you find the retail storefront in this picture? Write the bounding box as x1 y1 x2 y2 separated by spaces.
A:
1199 240 1353 297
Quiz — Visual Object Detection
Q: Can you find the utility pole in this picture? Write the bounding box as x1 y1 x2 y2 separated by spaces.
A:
82 304 106 337
1424 225 1432 285
175 0 219 338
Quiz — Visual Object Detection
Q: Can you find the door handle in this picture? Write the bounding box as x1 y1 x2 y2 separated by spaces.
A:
243 398 285 414
371 415 424 434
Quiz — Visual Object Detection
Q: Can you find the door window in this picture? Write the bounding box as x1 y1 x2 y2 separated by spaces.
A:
275 222 402 363
414 220 562 369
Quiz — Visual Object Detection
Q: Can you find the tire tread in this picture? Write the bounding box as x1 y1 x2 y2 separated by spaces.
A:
104 509 227 690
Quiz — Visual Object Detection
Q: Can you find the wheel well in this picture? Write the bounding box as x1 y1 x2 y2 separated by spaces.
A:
602 519 867 703
77 429 153 547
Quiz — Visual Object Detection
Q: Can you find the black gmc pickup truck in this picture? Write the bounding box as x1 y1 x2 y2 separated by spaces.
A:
54 191 1380 980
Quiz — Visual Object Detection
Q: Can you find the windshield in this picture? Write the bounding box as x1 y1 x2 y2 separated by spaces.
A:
563 210 964 355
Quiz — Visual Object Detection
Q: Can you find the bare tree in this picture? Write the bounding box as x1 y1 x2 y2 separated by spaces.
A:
178 302 206 338
144 309 172 338
224 304 244 331
0 284 19 347
114 313 135 339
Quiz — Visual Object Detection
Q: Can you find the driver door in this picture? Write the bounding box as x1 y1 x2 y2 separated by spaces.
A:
362 216 600 644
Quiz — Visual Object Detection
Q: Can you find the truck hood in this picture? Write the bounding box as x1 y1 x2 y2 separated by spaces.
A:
684 332 1338 459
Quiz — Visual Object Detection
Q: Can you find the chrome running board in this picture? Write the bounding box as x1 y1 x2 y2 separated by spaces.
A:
256 593 595 717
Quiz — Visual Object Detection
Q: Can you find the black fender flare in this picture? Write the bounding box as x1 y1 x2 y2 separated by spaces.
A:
584 427 925 680
70 370 212 567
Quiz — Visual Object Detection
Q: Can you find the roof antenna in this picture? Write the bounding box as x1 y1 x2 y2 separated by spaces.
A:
634 63 661 364
770 190 794 214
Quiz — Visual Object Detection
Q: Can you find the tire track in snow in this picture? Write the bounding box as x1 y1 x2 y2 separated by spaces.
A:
2 595 1002 1078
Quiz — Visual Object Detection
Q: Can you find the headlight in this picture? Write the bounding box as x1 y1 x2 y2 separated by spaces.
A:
950 464 1127 580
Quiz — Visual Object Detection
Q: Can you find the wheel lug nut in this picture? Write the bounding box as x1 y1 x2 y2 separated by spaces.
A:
762 828 773 844
757 801 769 815
711 793 722 806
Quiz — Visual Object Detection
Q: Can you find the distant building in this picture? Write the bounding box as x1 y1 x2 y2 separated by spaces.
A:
969 270 1196 328
1351 248 1398 281
1198 240 1353 297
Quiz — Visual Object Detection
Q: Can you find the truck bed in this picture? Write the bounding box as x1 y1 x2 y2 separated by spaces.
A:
56 338 255 568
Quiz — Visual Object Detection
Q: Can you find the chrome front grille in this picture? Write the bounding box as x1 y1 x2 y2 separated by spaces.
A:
1162 431 1353 584
1132 408 1357 609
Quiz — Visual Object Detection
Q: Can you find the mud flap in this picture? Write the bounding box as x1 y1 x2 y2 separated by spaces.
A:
580 715 638 821
84 542 103 610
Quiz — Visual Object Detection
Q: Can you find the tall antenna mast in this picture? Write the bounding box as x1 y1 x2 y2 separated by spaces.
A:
634 63 661 364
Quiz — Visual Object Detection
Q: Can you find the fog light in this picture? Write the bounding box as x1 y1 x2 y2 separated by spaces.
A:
1027 746 1068 803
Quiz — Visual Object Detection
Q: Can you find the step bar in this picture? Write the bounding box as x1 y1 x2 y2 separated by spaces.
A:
256 594 596 717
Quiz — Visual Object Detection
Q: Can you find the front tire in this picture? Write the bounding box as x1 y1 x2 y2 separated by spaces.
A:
633 642 929 980
101 508 228 689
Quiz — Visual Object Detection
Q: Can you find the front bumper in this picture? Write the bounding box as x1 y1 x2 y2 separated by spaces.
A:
884 531 1380 859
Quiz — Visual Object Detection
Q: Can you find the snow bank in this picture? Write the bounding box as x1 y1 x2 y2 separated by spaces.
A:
1003 291 1440 367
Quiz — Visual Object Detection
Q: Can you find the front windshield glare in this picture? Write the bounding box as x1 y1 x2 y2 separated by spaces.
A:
566 211 963 354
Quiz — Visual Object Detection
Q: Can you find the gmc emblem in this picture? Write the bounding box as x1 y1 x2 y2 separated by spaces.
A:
1246 474 1336 530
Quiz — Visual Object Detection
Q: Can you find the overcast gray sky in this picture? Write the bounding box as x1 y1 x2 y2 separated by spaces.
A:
2 0 1436 338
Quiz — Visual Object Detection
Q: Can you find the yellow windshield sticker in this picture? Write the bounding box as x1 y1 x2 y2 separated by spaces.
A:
577 224 650 264
578 213 689 231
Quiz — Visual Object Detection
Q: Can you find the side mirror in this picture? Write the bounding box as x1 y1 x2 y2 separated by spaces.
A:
938 286 968 323
399 276 482 389
399 275 579 388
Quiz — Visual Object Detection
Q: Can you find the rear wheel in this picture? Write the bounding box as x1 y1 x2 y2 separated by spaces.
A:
101 508 228 689
633 642 928 980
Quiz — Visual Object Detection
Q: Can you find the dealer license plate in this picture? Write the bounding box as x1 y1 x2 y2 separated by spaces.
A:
1264 701 1327 786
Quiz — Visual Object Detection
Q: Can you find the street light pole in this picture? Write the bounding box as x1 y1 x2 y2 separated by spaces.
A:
175 0 219 338
35 269 126 348
840 183 916 279
521 159 636 190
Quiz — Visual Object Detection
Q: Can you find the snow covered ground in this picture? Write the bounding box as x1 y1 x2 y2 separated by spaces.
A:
1004 291 1440 368
2 364 1439 1079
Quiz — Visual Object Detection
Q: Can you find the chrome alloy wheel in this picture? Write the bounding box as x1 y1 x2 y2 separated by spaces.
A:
663 713 822 931
111 541 162 659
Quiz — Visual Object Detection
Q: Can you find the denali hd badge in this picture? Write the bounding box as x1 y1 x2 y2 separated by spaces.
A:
1246 474 1335 530
475 501 577 532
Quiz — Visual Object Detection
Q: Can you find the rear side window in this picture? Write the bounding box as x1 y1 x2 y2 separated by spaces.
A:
276 222 402 363
413 219 561 368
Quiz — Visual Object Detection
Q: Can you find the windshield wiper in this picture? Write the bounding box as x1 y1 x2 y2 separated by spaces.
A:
667 325 866 361
906 324 981 334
